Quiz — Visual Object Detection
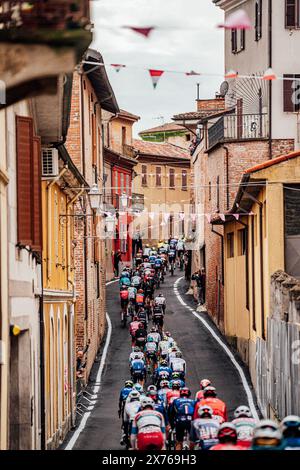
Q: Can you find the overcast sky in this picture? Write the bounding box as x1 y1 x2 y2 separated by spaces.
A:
91 0 224 136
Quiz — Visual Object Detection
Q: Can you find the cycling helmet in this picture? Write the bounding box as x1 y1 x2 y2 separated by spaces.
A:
203 386 217 398
150 326 156 332
147 385 157 393
234 405 252 419
255 419 279 432
125 380 134 388
128 390 140 402
159 372 169 380
158 293 163 297
160 380 170 388
160 360 168 366
133 383 143 393
138 289 143 293
200 379 211 389
180 387 191 398
281 415 300 438
198 405 214 418
252 428 282 448
138 322 145 329
171 346 178 352
165 331 171 337
133 346 140 352
172 380 181 390
140 397 154 410
172 372 181 379
218 423 238 444
175 351 182 358
147 390 158 400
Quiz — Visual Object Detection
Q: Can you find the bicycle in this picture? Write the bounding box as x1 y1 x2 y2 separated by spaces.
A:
120 307 128 328
170 259 175 276
182 429 190 450
167 428 176 450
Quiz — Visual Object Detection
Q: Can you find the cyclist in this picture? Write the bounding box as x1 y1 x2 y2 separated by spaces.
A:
232 405 257 448
143 244 151 260
134 322 148 349
130 397 166 451
118 380 134 420
135 289 145 313
176 237 185 268
154 293 166 314
195 379 212 401
131 272 142 289
130 357 146 384
152 305 164 331
136 308 147 329
281 415 300 449
169 372 185 389
144 336 158 371
158 336 170 358
129 346 145 364
122 390 141 447
194 387 227 423
169 351 186 381
166 380 181 407
158 380 170 406
168 246 176 274
210 423 245 451
147 327 161 345
147 389 169 430
190 405 220 450
127 285 137 318
135 252 143 269
251 421 283 450
129 317 141 344
119 271 131 288
155 360 172 385
149 252 157 267
144 277 155 301
120 286 129 319
169 387 195 450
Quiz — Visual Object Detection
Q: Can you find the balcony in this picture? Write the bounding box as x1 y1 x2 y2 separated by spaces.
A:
207 113 269 151
0 1 92 108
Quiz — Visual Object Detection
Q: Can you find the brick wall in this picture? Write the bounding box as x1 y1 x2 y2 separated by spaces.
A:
197 97 225 112
65 72 82 172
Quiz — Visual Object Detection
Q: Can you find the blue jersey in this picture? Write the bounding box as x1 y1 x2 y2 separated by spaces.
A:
149 255 157 263
154 258 163 267
153 401 168 426
172 398 195 422
119 276 131 287
131 359 146 372
169 379 185 389
119 386 133 402
155 366 172 380
282 437 300 450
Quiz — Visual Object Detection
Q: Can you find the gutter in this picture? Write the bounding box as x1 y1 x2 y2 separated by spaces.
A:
223 145 230 210
268 0 273 159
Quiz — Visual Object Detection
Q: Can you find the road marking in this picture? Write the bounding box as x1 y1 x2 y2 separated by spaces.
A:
173 277 259 421
106 279 119 286
65 312 112 450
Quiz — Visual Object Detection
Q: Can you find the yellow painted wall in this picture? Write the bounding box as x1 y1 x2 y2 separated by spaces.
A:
110 117 134 154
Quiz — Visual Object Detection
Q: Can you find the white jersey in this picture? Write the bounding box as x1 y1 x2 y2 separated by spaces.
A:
148 332 161 344
128 287 137 299
129 352 144 363
124 400 141 422
132 276 141 286
169 357 186 373
145 342 157 353
143 248 151 257
155 296 166 306
232 418 256 441
159 340 169 354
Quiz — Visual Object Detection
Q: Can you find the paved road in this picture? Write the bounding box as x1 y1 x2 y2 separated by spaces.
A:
64 271 258 450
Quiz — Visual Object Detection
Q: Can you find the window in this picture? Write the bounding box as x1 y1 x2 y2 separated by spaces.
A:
182 170 187 191
120 172 124 193
185 134 191 141
227 232 234 258
283 74 300 112
169 168 175 189
126 174 130 193
238 229 247 256
240 29 246 50
141 165 147 186
284 185 300 277
156 167 162 187
122 126 127 147
255 0 262 41
231 28 238 53
285 0 300 28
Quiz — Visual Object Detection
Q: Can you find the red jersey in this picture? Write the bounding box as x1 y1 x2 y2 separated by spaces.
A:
210 443 246 451
166 390 180 405
194 397 227 422
130 321 140 337
120 290 129 300
136 293 144 304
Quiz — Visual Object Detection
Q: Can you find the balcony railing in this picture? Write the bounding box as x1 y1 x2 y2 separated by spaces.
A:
208 113 269 150
0 1 90 40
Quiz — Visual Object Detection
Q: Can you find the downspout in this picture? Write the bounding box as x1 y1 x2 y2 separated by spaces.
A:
259 204 265 339
46 166 68 281
211 226 224 325
223 145 230 210
39 275 45 450
268 0 273 159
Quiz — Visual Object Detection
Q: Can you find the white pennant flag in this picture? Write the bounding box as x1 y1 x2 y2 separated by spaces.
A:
233 214 240 221
164 213 170 222
179 213 185 221
205 214 211 223
220 214 226 222
149 212 155 220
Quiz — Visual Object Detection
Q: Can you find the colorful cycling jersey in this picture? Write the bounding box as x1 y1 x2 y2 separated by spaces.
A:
169 357 186 373
172 397 195 422
119 386 133 402
168 250 176 259
131 359 146 373
147 332 161 344
136 293 144 304
232 417 256 442
120 289 129 300
194 397 227 422
177 240 185 251
129 351 145 363
119 277 131 287
190 418 220 450
154 258 163 267
128 287 137 299
158 340 169 354
145 342 157 354
132 276 141 286
155 296 166 306
124 400 141 422
130 321 140 336
131 409 165 436
149 255 157 264
155 366 172 380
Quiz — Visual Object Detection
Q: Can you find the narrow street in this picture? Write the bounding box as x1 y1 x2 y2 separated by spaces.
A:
64 271 258 450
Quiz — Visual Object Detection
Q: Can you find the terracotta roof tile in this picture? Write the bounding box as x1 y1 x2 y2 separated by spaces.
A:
133 139 190 159
245 151 300 174
118 109 140 120
139 122 187 135
172 109 228 121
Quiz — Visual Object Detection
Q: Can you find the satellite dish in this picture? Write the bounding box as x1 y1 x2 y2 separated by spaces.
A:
220 81 229 97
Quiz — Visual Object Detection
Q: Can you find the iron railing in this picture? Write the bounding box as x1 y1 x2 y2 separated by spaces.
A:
208 113 269 150
0 0 90 30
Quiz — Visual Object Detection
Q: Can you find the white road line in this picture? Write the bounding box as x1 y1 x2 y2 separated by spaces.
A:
65 312 112 450
106 279 119 286
173 277 259 421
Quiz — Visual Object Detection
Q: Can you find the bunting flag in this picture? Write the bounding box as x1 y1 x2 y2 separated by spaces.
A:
233 214 240 221
149 69 164 89
225 69 238 79
163 213 170 222
179 213 185 221
111 63 126 72
219 9 252 30
149 212 155 220
263 67 277 81
124 26 155 37
205 214 212 223
191 214 197 222
220 214 226 222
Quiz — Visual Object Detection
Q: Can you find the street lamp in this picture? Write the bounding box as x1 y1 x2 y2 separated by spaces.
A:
88 183 102 211
120 193 128 209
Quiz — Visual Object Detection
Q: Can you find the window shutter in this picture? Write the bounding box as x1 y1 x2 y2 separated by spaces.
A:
92 113 97 165
32 136 42 252
156 167 161 187
182 170 187 191
240 29 246 50
283 74 295 112
169 168 175 188
16 115 34 246
142 165 147 186
231 29 237 53
286 0 297 28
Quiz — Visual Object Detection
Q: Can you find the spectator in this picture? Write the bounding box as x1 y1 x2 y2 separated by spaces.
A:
191 268 206 305
76 350 86 379
114 249 122 277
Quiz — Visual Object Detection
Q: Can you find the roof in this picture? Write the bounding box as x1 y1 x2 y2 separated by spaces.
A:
139 122 187 135
172 108 233 123
133 139 190 160
245 151 300 174
83 49 119 114
104 146 137 168
118 109 140 121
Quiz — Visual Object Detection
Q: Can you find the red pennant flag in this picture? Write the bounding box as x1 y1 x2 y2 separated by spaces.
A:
186 70 201 76
149 69 164 89
218 9 252 30
111 63 126 73
191 214 197 222
124 26 155 37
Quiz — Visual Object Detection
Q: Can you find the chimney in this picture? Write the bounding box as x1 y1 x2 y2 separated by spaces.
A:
196 95 225 112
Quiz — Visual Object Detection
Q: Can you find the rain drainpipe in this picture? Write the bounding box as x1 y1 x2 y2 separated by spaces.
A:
211 226 224 325
268 0 273 159
223 145 230 210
